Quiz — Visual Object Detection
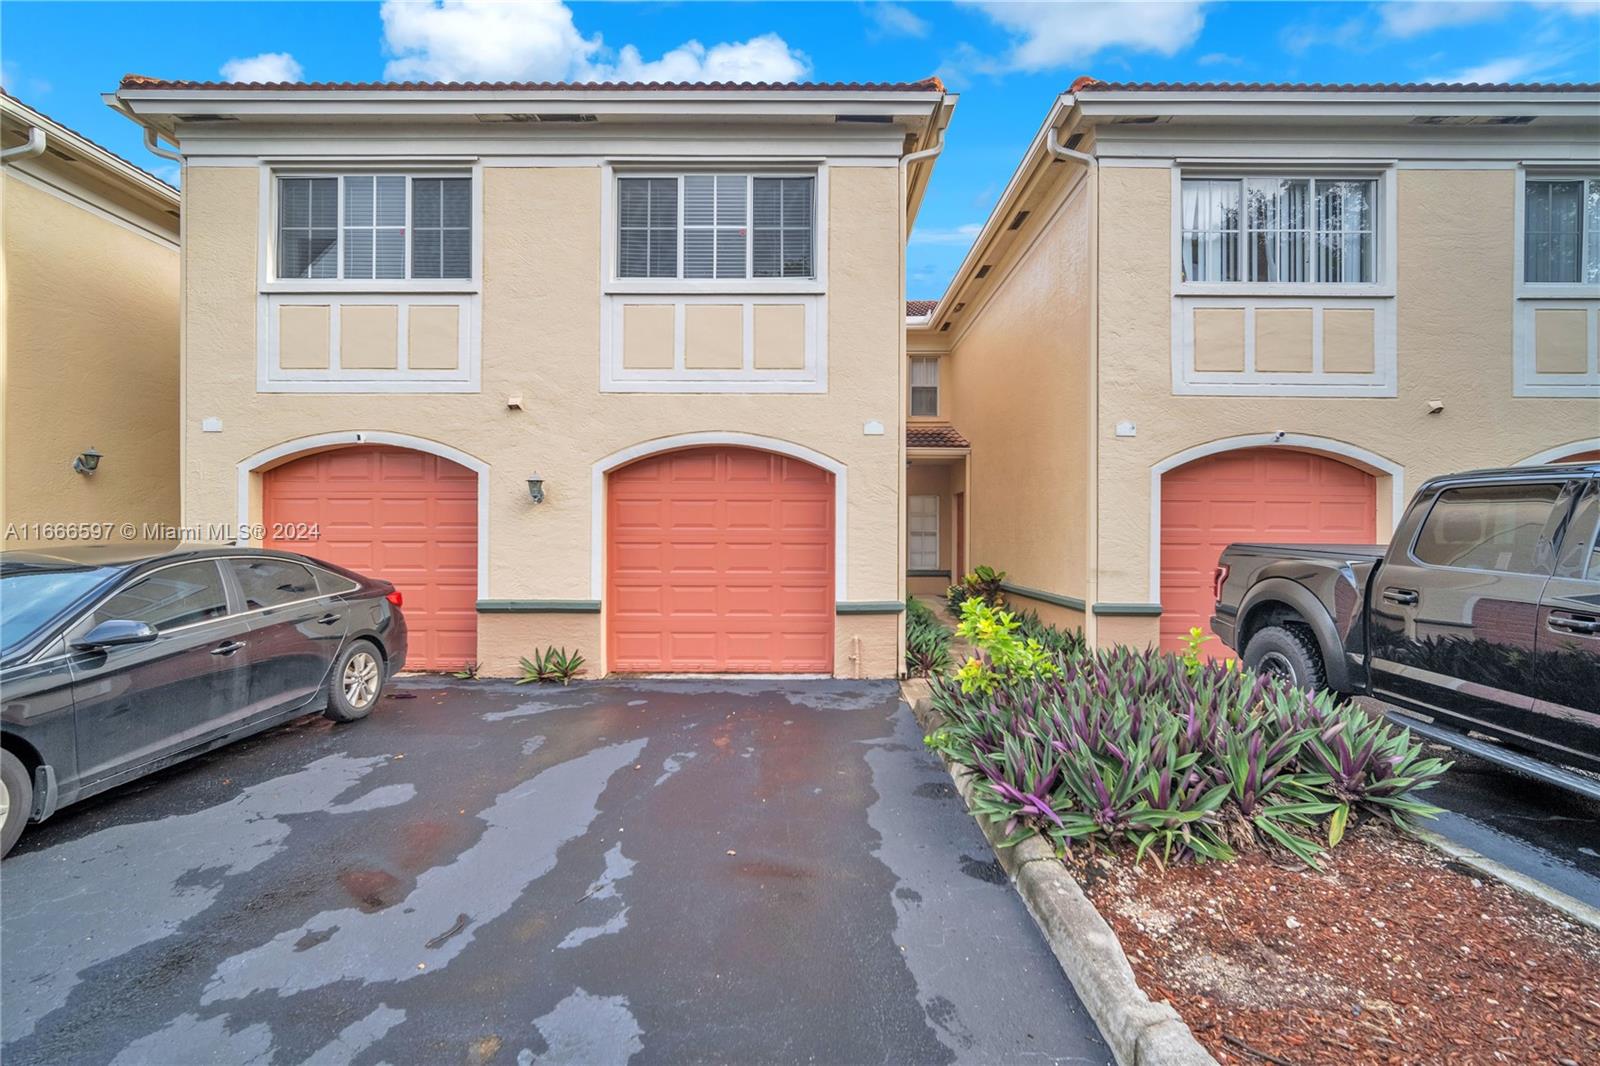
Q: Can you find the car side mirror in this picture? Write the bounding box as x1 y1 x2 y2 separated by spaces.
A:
74 619 160 650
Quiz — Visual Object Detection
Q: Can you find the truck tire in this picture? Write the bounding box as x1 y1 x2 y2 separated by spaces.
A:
1 749 33 858
1244 625 1327 692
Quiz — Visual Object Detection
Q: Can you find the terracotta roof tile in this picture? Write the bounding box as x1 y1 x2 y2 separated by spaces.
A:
1070 76 1599 93
906 299 938 317
907 425 970 449
120 73 945 93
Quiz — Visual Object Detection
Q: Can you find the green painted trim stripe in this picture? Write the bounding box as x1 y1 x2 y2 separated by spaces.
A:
836 601 906 615
906 569 951 579
1092 602 1163 617
477 599 602 613
999 582 1086 613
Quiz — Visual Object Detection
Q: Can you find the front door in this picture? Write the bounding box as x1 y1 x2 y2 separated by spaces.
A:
1368 479 1570 741
69 560 251 783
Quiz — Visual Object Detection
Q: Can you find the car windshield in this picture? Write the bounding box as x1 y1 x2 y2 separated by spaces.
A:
1 566 120 655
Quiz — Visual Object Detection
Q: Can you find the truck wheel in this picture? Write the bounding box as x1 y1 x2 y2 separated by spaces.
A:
326 639 384 723
1244 625 1327 692
1 749 33 858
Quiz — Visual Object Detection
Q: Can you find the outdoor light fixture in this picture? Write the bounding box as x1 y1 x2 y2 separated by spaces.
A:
72 447 103 476
527 474 546 503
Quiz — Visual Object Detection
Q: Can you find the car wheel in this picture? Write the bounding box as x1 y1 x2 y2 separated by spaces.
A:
1244 624 1327 692
326 639 385 723
1 749 33 858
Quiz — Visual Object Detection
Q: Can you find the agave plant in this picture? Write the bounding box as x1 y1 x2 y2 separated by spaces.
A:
517 646 586 686
1301 702 1450 840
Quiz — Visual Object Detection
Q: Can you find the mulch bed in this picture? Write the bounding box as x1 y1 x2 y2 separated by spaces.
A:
1064 821 1600 1065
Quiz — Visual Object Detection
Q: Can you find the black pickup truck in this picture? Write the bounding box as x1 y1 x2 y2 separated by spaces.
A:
1212 463 1599 777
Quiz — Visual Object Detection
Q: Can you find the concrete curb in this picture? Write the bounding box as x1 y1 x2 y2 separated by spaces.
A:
902 682 1218 1066
1411 826 1600 934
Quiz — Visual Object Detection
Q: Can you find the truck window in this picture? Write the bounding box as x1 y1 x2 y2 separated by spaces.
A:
1412 483 1564 575
1553 486 1600 581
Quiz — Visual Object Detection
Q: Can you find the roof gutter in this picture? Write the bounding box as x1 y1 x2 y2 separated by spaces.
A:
142 126 182 163
0 125 46 163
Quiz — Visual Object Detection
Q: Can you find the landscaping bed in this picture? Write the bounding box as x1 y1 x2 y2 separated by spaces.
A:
1070 823 1600 1065
920 594 1600 1066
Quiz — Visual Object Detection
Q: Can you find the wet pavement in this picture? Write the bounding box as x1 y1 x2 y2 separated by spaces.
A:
1422 744 1600 910
0 678 1110 1066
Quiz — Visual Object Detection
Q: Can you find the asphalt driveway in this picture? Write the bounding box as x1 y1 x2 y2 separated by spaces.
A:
0 677 1110 1066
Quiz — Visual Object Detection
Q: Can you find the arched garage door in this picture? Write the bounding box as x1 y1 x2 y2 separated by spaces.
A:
607 446 834 673
263 445 478 670
1160 449 1376 654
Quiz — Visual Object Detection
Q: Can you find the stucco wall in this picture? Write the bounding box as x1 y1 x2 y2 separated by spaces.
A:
2 174 179 533
944 174 1093 603
180 163 904 677
1094 164 1600 644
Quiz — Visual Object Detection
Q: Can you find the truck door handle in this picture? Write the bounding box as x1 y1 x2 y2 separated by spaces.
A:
317 613 340 626
1548 613 1600 636
1381 587 1419 607
211 640 247 656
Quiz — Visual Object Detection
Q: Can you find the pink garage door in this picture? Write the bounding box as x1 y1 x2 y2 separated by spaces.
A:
607 447 834 673
1160 449 1376 654
263 446 478 670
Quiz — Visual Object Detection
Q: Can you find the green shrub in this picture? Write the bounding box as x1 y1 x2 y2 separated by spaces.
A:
452 661 482 680
517 646 586 685
925 611 1449 868
1013 609 1087 659
906 597 953 678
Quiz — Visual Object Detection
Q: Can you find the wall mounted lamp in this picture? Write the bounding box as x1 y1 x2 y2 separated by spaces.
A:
73 447 103 476
527 474 546 503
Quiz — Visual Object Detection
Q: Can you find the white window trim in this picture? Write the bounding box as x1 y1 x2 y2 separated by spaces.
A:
1170 296 1397 397
909 357 940 417
256 163 484 294
1513 165 1600 398
601 163 829 295
1170 165 1398 298
258 292 481 394
599 293 825 394
909 494 940 570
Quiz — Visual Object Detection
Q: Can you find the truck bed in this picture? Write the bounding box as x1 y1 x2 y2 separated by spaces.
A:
1222 542 1385 562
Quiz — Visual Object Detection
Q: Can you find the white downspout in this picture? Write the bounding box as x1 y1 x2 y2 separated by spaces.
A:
142 126 182 163
1046 120 1101 646
0 126 46 163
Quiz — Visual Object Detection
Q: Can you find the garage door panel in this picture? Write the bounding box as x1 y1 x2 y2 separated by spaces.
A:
264 445 478 671
1160 449 1375 656
607 446 833 673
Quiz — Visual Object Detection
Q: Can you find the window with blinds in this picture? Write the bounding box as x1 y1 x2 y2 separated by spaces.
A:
910 357 939 416
277 174 472 281
1181 175 1377 285
617 173 816 280
909 495 940 570
1525 177 1600 285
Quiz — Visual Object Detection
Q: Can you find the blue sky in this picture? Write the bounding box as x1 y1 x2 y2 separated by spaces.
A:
4 0 1598 297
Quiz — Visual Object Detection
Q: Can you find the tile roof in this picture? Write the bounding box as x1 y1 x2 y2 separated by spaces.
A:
120 74 945 93
1070 76 1599 94
906 299 938 317
907 425 970 449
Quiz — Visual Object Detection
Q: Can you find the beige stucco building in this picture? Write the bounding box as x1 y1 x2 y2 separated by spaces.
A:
111 75 954 678
2 91 181 538
907 80 1600 653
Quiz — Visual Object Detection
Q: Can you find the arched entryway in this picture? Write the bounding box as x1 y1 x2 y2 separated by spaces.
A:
605 445 835 673
1157 447 1379 654
259 443 480 670
1517 440 1600 465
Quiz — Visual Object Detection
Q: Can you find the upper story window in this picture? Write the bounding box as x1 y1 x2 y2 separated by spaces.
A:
617 173 816 281
910 357 939 416
1181 176 1377 285
1524 177 1600 285
276 174 472 282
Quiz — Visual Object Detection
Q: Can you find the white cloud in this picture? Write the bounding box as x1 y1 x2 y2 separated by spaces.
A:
219 52 304 84
865 1 931 38
1432 54 1549 82
379 0 809 84
961 1 1207 72
910 222 983 245
1196 51 1242 66
1377 2 1508 38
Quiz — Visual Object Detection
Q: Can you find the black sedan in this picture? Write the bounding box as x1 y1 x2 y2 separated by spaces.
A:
0 545 407 856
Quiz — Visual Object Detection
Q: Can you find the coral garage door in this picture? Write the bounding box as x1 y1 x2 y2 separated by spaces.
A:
607 446 834 673
1160 449 1376 654
262 445 478 670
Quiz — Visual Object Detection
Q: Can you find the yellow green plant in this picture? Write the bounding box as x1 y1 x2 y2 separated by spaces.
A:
953 598 1059 695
